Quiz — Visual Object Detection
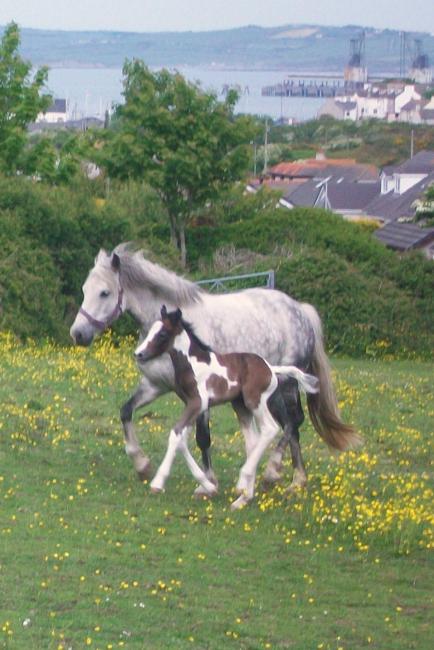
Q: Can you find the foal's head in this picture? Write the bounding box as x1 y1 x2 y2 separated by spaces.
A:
135 305 183 362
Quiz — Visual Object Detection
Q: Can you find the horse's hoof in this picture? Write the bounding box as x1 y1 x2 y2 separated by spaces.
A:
193 484 218 499
262 465 282 486
205 469 218 487
285 481 307 495
136 460 153 482
261 474 282 490
285 469 307 495
230 495 250 511
150 486 164 494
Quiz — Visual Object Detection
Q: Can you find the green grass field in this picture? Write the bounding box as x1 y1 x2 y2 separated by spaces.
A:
0 333 433 650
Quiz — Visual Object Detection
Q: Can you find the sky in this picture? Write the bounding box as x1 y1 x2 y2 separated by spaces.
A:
0 0 433 34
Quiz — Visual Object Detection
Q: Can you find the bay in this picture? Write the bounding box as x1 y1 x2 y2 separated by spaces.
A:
46 66 325 121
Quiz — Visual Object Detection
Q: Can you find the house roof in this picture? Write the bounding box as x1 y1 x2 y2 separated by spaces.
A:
365 172 434 222
282 178 381 211
391 150 434 175
335 101 357 111
269 158 378 181
46 98 67 113
282 179 323 207
326 181 381 211
421 109 434 120
400 99 425 112
374 222 434 250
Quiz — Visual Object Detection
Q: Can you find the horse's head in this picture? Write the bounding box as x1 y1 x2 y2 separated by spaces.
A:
134 306 182 362
70 249 125 346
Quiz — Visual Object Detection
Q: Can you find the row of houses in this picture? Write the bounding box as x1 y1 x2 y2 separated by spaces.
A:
248 150 434 258
319 82 434 125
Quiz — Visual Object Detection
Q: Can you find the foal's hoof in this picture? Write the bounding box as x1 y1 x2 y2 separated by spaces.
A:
193 484 217 499
150 486 164 494
285 480 307 495
262 465 283 487
230 494 251 511
136 460 153 482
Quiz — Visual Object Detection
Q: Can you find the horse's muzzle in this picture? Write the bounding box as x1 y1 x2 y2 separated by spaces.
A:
70 325 94 347
135 349 152 363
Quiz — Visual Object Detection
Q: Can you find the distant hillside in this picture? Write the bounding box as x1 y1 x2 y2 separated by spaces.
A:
1 23 434 73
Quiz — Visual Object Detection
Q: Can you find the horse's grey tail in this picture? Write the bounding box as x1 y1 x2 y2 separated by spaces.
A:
300 303 362 451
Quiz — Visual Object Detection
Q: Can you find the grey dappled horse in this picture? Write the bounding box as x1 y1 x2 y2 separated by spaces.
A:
70 244 359 494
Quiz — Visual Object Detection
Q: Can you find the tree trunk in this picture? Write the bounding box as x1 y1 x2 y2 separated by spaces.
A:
168 214 178 251
179 224 187 268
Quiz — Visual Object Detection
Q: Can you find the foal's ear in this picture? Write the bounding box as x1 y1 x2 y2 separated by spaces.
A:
161 305 168 319
111 253 121 272
175 308 182 321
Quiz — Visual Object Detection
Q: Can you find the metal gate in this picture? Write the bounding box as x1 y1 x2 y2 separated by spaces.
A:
196 270 275 292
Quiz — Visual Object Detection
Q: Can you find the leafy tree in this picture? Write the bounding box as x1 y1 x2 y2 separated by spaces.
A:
101 61 256 265
0 22 51 174
415 183 434 226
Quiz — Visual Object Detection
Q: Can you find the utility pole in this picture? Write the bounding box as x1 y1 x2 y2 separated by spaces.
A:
253 142 257 176
410 129 414 158
263 119 269 173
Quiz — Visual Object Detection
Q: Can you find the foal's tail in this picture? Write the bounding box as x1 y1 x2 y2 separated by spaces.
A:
299 303 362 452
272 366 319 395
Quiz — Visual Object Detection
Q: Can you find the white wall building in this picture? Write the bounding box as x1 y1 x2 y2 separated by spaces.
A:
37 99 68 123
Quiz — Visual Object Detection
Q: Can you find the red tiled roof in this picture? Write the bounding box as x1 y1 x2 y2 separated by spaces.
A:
269 158 359 177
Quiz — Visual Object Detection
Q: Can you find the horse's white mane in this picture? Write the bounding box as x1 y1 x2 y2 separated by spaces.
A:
113 243 203 306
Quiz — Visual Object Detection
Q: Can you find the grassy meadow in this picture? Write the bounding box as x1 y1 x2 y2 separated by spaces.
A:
0 332 433 650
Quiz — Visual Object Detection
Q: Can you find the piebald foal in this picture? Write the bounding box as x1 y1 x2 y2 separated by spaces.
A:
135 306 319 510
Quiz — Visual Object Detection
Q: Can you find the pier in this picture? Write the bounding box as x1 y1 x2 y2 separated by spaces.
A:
262 77 345 98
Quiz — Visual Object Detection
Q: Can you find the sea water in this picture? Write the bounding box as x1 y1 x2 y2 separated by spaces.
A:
46 66 326 121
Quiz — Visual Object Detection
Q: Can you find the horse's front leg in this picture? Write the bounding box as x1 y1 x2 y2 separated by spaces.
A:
120 377 165 481
151 399 217 496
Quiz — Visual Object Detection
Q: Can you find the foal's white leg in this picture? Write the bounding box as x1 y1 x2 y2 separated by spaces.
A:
150 428 217 496
177 430 218 496
232 406 280 510
150 429 181 493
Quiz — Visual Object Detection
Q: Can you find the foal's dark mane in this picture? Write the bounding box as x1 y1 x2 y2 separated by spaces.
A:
181 319 213 353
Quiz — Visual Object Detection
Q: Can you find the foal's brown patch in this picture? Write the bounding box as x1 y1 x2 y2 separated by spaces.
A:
206 374 230 402
213 352 274 410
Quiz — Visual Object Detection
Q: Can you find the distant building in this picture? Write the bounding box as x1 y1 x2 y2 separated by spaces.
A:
343 33 368 85
249 151 434 258
318 99 357 120
29 116 104 133
318 83 433 124
250 154 380 219
374 222 434 256
37 98 68 123
365 151 434 258
409 40 432 85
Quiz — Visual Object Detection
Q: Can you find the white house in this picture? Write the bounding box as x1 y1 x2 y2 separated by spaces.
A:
394 85 422 114
37 99 68 123
318 84 429 123
380 150 434 196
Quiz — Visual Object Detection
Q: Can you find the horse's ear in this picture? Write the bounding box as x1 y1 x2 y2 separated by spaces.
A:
175 308 182 321
95 249 107 264
161 305 168 319
111 253 121 272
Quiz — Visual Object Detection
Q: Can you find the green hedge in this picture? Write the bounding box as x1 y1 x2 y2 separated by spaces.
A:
0 177 133 340
0 177 432 358
188 203 434 358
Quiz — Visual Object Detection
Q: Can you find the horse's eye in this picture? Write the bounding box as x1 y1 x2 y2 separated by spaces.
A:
100 290 110 298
